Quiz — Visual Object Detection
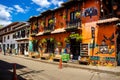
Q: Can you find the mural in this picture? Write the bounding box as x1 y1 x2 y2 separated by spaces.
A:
83 7 98 18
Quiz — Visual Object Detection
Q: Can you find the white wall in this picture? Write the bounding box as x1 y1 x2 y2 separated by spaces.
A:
2 33 17 50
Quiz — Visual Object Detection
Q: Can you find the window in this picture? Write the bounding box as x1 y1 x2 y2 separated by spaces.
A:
7 44 9 49
7 35 9 39
4 36 6 42
70 11 76 21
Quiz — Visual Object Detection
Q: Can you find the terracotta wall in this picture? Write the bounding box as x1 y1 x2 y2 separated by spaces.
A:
95 24 116 57
81 0 100 23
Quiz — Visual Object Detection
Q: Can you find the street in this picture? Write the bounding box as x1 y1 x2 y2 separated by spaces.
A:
0 54 120 80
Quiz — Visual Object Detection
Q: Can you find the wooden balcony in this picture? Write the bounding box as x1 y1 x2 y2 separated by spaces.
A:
44 24 54 34
65 18 81 31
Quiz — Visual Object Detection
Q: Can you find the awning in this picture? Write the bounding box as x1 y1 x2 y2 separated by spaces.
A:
97 17 119 24
116 23 120 26
36 32 43 36
51 28 65 34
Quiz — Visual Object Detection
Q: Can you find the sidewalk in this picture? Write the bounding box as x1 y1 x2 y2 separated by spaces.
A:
11 54 120 76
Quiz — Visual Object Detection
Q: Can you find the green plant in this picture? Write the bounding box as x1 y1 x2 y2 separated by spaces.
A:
63 15 66 19
41 21 45 27
41 38 47 43
75 12 81 17
69 33 82 42
50 38 54 42
57 42 62 46
64 37 70 43
49 19 54 24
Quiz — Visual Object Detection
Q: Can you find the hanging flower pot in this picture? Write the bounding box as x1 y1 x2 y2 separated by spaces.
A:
50 38 54 42
41 38 47 44
63 15 67 19
41 21 45 27
49 19 54 24
69 33 82 42
64 37 70 43
75 12 81 18
57 42 62 47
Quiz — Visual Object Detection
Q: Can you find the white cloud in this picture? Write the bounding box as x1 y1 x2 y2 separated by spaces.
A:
14 5 25 13
0 20 12 26
58 1 64 7
0 4 12 26
32 0 50 8
51 0 64 6
36 8 42 11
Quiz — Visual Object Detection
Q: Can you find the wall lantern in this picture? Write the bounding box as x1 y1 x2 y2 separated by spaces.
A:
112 4 118 10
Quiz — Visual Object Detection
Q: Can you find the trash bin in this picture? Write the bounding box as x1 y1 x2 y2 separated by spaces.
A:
61 54 70 62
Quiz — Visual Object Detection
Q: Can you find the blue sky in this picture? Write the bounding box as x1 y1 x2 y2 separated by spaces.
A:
0 0 67 26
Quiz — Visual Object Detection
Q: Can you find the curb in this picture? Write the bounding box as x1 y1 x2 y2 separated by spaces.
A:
12 55 120 76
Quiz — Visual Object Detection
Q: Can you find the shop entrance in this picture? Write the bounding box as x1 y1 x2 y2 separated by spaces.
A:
70 38 80 60
20 44 25 55
46 40 54 53
116 27 120 66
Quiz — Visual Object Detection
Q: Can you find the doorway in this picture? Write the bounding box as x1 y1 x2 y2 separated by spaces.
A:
70 38 80 60
46 40 55 53
116 26 120 66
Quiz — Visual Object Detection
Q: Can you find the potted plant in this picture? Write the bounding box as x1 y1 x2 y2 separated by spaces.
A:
49 19 54 24
41 38 47 44
75 11 81 18
63 15 67 19
69 33 82 42
64 37 70 43
50 38 54 42
41 21 45 27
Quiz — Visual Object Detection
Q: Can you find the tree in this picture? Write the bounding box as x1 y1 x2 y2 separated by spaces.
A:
0 25 3 29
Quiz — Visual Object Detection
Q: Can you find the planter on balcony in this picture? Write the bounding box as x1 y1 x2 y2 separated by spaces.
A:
43 30 51 34
75 12 81 18
49 19 54 24
65 25 78 31
41 21 45 27
30 33 36 37
63 15 67 19
69 33 82 42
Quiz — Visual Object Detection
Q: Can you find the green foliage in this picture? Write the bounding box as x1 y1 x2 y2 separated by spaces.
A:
75 12 81 17
57 42 62 46
0 25 3 29
41 21 45 27
63 15 66 19
50 38 54 42
69 33 82 42
49 19 54 24
64 37 70 43
41 38 47 43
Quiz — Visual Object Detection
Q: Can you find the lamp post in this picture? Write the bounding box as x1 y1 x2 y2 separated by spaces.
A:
91 27 95 56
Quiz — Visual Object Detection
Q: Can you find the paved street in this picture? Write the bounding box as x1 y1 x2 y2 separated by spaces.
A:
0 54 120 80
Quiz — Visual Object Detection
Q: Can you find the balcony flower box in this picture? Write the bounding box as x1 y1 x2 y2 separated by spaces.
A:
49 19 54 24
75 12 81 18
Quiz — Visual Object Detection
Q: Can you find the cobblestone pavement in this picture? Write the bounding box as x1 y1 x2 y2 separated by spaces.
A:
0 54 120 80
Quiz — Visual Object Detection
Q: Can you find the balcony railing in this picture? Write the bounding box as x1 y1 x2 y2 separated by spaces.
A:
44 24 54 34
66 18 81 30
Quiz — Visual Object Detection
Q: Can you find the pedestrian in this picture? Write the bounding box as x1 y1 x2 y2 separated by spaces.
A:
3 48 6 55
9 48 12 55
117 51 120 66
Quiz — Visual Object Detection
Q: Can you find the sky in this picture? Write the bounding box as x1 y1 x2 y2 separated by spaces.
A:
0 0 67 26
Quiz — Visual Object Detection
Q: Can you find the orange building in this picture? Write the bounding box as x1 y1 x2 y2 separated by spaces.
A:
28 0 120 66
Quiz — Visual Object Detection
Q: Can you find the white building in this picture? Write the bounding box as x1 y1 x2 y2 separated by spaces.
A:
0 22 30 55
